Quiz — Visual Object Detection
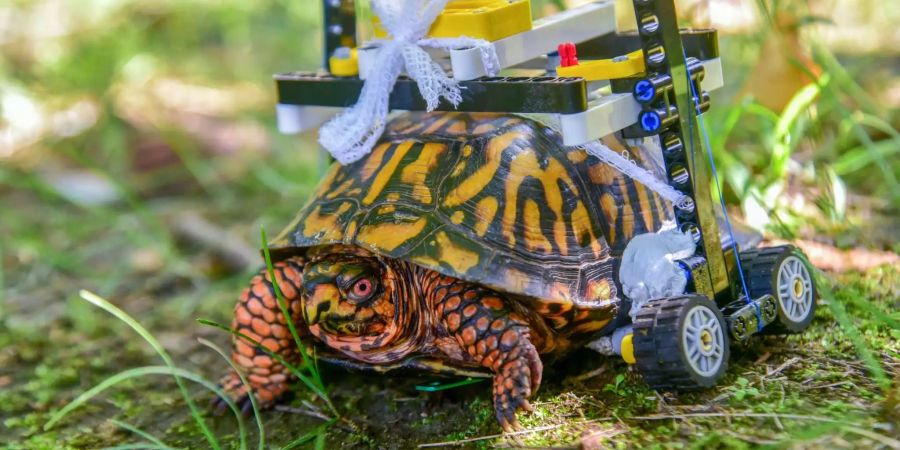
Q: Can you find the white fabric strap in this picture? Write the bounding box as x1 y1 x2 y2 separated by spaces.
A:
318 0 499 165
580 141 689 208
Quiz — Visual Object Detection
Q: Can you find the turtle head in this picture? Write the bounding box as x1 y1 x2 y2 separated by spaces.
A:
302 254 389 336
300 250 419 363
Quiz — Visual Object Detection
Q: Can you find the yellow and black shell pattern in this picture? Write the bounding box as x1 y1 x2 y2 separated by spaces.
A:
272 112 674 335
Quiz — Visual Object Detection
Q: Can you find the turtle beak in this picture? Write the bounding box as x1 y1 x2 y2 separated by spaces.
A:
302 283 340 326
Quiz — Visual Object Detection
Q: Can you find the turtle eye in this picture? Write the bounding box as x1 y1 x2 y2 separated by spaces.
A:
347 277 377 303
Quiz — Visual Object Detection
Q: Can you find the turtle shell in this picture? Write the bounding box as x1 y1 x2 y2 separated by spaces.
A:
271 112 674 336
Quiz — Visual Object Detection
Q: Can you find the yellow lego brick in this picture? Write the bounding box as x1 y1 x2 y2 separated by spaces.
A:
329 47 359 77
374 0 532 42
621 333 636 364
557 49 645 81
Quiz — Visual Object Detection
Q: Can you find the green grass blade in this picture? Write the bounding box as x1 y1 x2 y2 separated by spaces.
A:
108 419 178 450
772 81 822 180
103 445 174 450
752 0 773 27
279 418 337 450
259 227 336 415
710 96 749 154
196 319 332 408
260 227 322 390
314 428 327 450
812 43 888 119
279 431 319 450
197 337 266 450
66 291 222 450
847 123 900 199
801 46 900 199
808 268 891 391
832 139 900 175
855 113 900 141
743 102 781 125
0 245 5 321
45 364 246 449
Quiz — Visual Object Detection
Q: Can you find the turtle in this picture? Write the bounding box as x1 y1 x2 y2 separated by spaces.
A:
216 112 675 431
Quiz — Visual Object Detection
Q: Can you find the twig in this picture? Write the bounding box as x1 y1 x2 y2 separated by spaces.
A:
723 430 778 445
418 411 850 448
755 351 772 365
625 412 842 423
417 425 565 448
765 356 801 378
170 211 258 271
772 413 784 431
802 381 855 391
566 366 606 384
778 383 786 409
842 426 900 449
274 405 332 422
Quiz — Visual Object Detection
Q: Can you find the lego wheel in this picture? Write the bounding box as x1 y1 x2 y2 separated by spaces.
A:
740 246 817 334
633 295 730 391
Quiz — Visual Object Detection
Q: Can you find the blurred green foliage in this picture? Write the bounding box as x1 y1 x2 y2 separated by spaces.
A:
0 0 897 448
1 0 896 247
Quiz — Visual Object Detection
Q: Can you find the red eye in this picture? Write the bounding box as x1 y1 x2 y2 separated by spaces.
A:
351 278 373 299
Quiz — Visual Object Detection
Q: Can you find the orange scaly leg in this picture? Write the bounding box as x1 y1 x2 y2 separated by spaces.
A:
215 256 307 413
432 277 543 432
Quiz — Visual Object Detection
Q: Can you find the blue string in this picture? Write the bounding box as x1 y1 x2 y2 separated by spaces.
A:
680 50 760 331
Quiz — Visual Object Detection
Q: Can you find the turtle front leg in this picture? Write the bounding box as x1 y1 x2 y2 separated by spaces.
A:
433 278 543 432
215 256 307 413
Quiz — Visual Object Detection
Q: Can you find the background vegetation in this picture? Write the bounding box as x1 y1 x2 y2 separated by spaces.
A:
0 0 897 448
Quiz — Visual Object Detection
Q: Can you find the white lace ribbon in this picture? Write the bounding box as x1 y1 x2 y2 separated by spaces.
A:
318 0 500 165
580 140 690 208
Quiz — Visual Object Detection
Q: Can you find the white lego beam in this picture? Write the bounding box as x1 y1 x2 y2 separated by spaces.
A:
558 58 724 146
450 0 616 80
276 104 342 135
358 1 617 81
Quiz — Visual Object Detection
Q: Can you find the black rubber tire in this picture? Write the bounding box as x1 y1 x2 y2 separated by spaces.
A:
633 294 730 391
739 245 817 334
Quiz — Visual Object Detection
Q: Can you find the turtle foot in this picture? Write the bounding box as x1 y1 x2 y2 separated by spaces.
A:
492 340 541 432
213 370 280 416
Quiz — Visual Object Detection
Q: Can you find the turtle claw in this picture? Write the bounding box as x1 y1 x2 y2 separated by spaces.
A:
497 404 526 433
521 399 534 413
494 392 529 433
214 371 271 417
210 395 230 416
492 358 538 433
239 396 254 416
213 392 258 417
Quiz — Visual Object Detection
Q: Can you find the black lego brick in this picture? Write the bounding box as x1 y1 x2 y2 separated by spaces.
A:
578 29 719 62
274 73 589 114
323 0 357 68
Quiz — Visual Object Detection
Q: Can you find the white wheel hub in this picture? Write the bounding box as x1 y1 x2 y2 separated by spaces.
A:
776 256 814 322
682 305 725 377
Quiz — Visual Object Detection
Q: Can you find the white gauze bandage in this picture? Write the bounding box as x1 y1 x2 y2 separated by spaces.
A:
580 140 690 208
318 0 500 165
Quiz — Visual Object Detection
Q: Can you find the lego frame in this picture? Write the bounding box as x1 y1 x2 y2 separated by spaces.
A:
273 0 818 389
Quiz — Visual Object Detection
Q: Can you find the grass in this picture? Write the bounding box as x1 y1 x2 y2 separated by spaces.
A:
36 286 339 450
0 0 898 448
2 233 894 448
44 291 232 450
36 224 340 450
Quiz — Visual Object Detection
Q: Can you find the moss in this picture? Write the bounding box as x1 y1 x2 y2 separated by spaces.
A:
2 144 896 450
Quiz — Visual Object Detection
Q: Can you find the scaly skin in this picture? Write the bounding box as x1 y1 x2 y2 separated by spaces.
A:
214 257 306 413
217 248 544 431
423 271 543 431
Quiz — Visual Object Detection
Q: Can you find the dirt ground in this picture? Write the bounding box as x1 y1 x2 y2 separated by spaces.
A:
1 0 899 447
1 168 897 448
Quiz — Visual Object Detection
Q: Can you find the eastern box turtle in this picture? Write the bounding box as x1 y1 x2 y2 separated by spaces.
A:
218 112 675 430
